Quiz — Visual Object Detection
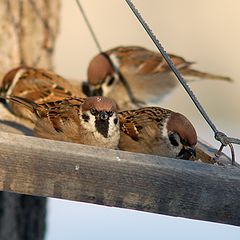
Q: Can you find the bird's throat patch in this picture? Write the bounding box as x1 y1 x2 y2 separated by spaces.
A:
95 119 109 138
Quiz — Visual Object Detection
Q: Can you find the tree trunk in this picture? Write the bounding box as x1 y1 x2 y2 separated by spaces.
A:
0 1 60 239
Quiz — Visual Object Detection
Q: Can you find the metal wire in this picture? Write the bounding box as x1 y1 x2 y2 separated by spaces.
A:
74 0 239 163
125 0 239 163
75 0 102 52
75 0 143 106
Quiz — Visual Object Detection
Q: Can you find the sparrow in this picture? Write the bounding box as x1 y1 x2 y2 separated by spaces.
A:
118 106 197 160
0 67 85 119
4 96 120 149
85 46 232 110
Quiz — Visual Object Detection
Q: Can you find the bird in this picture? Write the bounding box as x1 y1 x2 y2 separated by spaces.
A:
85 46 232 110
2 95 197 160
3 95 120 149
118 106 197 160
0 67 85 119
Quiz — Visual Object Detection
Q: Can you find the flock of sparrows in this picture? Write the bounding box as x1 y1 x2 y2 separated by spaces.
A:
0 46 231 161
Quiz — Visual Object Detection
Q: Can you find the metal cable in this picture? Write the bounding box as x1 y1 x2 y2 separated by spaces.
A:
75 0 239 163
125 0 239 162
75 0 143 106
75 0 102 52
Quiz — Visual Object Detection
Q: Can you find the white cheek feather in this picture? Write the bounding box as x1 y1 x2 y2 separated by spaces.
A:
80 110 96 133
6 68 26 96
101 75 119 97
108 113 120 136
101 80 112 96
79 111 120 146
108 113 120 146
162 117 183 156
80 111 107 142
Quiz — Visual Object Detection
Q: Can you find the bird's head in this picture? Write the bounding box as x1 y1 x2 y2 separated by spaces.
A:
84 54 119 97
165 112 197 160
80 96 119 140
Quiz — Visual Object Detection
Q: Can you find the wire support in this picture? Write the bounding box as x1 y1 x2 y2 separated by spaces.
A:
125 0 240 164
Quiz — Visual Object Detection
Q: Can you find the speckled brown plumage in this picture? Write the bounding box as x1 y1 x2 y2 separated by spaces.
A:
4 96 120 149
118 106 197 160
0 67 85 119
87 46 232 110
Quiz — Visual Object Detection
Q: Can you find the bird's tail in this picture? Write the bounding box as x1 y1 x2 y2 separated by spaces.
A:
180 68 232 82
0 96 42 118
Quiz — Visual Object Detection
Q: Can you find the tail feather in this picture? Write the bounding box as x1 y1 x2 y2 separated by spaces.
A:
180 68 232 82
1 96 41 117
6 96 38 110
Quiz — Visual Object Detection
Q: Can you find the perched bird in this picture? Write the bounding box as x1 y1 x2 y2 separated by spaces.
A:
118 106 197 160
85 46 232 110
4 96 120 149
0 67 85 119
2 95 196 160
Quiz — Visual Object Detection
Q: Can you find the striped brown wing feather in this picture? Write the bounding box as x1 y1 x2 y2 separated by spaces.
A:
108 46 193 75
33 97 84 132
1 67 83 103
119 107 171 140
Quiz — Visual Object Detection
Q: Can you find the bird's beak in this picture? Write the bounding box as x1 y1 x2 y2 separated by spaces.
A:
99 111 109 121
177 146 196 160
81 82 103 97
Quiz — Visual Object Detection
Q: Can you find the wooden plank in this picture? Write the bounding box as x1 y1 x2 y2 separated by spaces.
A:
0 131 239 226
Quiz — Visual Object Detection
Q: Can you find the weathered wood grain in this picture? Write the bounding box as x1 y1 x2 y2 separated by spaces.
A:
0 131 239 226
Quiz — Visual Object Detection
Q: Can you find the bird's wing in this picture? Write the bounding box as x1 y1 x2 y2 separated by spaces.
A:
107 46 194 75
1 67 83 103
119 107 170 141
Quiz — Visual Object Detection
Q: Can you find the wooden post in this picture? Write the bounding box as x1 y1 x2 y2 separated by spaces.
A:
0 1 60 239
0 131 239 226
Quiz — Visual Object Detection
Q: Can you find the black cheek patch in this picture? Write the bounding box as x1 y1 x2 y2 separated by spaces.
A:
82 114 90 122
107 77 115 86
168 133 179 146
114 118 118 125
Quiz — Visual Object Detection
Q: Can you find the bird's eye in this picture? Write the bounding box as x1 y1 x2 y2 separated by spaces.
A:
108 111 114 117
168 133 179 146
90 108 97 115
180 138 188 146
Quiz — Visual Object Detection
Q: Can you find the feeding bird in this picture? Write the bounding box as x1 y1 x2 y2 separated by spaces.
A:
2 93 197 160
85 46 232 110
0 67 85 119
118 106 197 160
3 96 120 149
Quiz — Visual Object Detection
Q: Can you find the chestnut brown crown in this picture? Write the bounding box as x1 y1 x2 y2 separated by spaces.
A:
167 112 197 147
87 54 114 86
81 96 117 112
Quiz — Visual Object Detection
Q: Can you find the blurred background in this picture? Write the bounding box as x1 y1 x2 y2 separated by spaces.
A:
47 0 240 239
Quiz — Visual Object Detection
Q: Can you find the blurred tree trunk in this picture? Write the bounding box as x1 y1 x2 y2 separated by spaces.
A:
0 0 60 77
0 1 60 240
